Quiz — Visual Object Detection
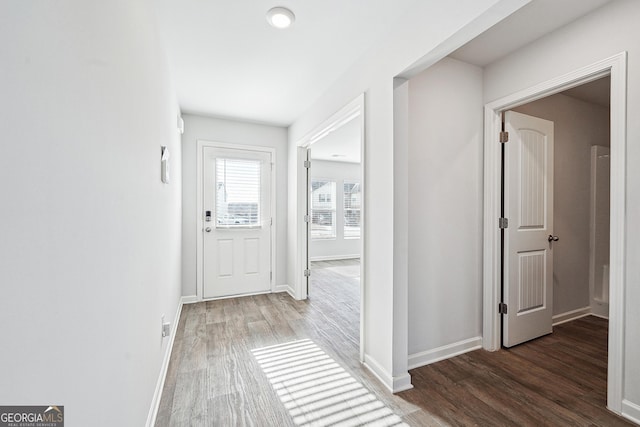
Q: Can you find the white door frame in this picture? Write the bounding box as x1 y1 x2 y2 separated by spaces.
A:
482 52 627 413
196 140 277 301
295 93 365 362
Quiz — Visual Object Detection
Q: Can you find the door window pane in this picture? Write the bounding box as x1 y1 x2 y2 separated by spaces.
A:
311 179 336 239
216 158 261 227
344 181 361 238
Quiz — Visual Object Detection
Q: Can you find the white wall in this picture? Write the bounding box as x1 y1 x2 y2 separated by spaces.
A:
483 0 640 416
393 79 410 382
513 93 610 317
310 160 361 260
0 1 182 425
288 0 529 390
181 114 288 297
407 57 484 359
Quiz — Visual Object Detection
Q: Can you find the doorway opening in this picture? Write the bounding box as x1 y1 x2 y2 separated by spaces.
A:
483 52 627 412
307 115 362 300
500 76 611 348
296 94 365 362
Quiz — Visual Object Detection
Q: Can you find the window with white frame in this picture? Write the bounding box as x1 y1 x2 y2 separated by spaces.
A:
215 158 261 227
343 181 361 238
311 179 336 239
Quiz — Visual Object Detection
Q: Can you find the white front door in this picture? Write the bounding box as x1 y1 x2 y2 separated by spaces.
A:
203 147 272 299
503 111 555 347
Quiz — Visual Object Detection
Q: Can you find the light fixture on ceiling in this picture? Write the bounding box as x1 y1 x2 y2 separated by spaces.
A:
266 7 295 29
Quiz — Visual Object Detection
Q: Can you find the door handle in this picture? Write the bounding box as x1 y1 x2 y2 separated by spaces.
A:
548 235 559 242
205 227 212 233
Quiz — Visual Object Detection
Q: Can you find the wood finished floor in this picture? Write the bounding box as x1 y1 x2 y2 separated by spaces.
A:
156 260 633 426
401 315 633 426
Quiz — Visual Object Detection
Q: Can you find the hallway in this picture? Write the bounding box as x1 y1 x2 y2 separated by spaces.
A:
156 261 631 426
156 259 417 426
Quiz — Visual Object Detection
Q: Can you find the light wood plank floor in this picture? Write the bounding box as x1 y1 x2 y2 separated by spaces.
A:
156 260 632 426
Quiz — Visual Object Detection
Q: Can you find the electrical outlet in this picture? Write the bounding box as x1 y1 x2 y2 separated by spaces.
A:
161 314 171 338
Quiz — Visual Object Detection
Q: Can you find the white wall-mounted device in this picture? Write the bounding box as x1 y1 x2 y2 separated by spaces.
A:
161 146 170 184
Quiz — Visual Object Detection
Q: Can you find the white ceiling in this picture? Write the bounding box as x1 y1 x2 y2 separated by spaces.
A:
309 117 361 164
449 0 613 67
157 0 615 127
156 0 417 126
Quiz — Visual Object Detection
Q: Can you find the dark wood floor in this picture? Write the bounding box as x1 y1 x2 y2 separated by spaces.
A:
401 315 633 426
156 260 633 426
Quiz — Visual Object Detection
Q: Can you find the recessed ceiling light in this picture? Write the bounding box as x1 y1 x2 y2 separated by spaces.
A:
266 7 295 29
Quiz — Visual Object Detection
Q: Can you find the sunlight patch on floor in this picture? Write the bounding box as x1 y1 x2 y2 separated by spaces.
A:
252 339 407 426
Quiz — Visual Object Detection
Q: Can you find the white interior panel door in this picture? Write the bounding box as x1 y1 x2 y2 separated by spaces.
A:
503 111 555 347
203 147 272 299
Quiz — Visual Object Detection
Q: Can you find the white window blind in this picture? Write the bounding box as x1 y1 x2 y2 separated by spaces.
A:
343 181 361 238
216 158 261 227
311 179 336 239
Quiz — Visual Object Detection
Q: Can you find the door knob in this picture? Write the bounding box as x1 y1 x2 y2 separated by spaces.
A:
548 235 559 242
205 227 212 233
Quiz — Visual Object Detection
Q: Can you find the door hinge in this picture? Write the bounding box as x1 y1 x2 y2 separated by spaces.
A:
499 302 508 314
304 215 310 223
270 271 273 281
304 160 311 169
498 217 509 229
499 131 509 143
270 217 273 226
303 269 311 277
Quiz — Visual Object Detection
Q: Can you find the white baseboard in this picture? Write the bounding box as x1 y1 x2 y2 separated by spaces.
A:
552 306 592 326
284 285 298 300
272 284 290 294
181 295 198 304
309 255 360 262
146 297 184 427
363 354 393 392
362 354 412 393
622 400 640 425
408 337 482 370
392 373 414 393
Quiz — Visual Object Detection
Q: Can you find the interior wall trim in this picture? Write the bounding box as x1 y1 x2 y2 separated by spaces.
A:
482 51 627 414
621 399 640 425
552 307 592 326
408 337 482 370
145 297 184 427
